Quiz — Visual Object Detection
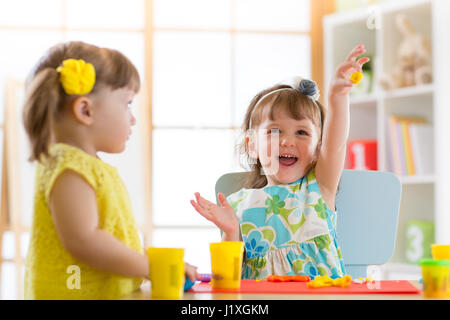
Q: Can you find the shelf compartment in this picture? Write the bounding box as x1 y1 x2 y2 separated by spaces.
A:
382 84 434 100
400 174 435 185
390 183 435 264
381 1 432 89
384 94 434 123
350 94 377 106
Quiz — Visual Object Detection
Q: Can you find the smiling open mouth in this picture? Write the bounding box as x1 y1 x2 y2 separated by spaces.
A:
278 154 298 166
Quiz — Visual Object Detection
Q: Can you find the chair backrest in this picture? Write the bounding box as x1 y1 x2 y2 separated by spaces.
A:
215 169 402 278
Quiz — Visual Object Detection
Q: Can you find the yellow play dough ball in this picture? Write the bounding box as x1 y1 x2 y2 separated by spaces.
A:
350 71 363 84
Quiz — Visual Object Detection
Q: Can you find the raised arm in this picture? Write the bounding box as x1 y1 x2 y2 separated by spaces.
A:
315 44 370 208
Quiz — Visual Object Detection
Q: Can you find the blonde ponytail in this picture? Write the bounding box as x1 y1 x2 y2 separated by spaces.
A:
23 68 63 161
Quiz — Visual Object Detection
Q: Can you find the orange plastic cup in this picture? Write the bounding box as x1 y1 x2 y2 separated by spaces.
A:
147 247 185 299
209 241 244 289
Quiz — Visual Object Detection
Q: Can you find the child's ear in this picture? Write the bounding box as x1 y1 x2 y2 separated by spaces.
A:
72 96 94 125
245 135 258 159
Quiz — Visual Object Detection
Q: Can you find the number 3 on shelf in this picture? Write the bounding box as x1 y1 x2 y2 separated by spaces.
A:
406 225 424 262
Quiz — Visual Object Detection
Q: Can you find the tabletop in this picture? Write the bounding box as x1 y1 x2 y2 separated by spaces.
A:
121 280 446 300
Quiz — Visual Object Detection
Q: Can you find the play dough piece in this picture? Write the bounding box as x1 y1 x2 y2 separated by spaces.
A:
307 275 352 288
353 276 374 284
350 72 363 84
333 275 352 287
266 275 311 282
199 273 211 282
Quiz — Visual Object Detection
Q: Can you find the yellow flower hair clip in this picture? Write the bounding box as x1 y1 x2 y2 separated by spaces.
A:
56 58 96 95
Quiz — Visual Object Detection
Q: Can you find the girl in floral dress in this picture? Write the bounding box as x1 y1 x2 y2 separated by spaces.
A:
191 45 370 280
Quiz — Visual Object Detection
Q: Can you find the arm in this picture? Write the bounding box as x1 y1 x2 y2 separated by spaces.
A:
191 192 240 241
316 44 370 208
49 170 149 279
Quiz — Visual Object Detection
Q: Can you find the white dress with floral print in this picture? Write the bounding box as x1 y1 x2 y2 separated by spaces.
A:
227 169 346 280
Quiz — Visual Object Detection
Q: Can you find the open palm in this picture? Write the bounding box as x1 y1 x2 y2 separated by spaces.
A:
190 192 239 236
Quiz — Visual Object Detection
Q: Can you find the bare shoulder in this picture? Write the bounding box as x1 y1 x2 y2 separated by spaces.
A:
50 169 96 205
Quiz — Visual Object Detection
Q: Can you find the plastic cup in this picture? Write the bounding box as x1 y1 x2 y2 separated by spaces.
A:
147 247 185 299
431 244 450 260
420 259 450 298
209 241 244 289
431 244 450 297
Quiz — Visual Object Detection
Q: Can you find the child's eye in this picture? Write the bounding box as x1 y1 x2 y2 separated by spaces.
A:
297 130 308 136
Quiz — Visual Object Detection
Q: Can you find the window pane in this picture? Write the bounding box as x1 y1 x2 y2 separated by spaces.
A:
153 129 240 226
0 31 63 123
0 0 63 27
234 33 311 126
1 231 15 260
153 32 232 127
66 0 144 29
235 0 310 31
21 232 30 259
0 262 17 299
153 0 231 29
152 228 221 273
65 32 145 78
3 80 35 229
16 85 36 228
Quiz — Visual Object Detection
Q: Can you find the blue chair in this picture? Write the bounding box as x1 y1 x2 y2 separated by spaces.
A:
215 169 402 278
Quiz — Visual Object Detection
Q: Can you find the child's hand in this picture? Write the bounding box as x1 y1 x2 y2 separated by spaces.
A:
190 192 239 238
329 44 370 97
185 262 198 282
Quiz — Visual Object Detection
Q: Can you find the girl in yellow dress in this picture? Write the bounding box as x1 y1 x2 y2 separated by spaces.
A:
22 41 197 299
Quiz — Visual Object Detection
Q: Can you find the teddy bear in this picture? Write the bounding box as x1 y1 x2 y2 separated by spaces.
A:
379 13 433 90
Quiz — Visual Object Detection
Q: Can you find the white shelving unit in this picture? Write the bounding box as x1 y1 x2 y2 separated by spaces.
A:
324 0 450 279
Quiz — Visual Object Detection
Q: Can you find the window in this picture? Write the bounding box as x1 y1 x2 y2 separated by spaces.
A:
151 0 312 273
0 0 145 299
0 0 316 299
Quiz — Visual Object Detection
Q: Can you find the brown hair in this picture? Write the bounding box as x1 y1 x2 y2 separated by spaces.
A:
238 84 326 189
22 41 140 162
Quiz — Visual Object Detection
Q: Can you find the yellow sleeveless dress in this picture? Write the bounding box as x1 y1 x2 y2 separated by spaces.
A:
24 143 144 299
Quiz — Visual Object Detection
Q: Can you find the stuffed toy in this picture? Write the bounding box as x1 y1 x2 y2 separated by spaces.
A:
379 13 432 90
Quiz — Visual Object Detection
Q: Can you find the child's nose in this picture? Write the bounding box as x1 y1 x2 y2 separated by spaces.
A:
280 135 295 147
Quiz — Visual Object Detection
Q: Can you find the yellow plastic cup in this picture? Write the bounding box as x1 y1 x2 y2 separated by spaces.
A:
210 241 244 289
431 244 450 297
147 247 185 299
420 259 450 298
431 244 450 260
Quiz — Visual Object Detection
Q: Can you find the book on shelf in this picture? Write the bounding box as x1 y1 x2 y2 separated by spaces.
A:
401 121 415 175
386 115 432 176
410 123 434 175
395 119 406 175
